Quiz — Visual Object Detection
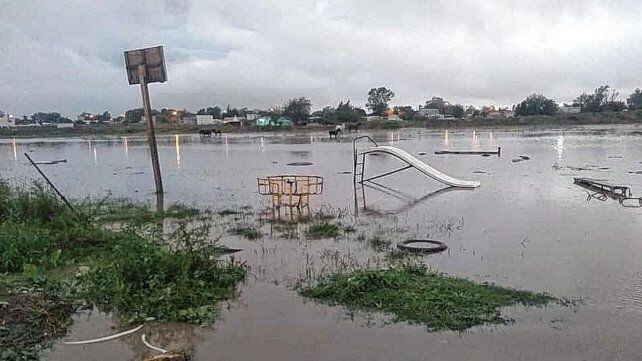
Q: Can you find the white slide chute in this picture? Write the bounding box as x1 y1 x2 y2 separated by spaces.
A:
360 145 480 188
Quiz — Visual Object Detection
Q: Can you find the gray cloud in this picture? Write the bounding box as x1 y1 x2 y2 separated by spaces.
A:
1 0 642 117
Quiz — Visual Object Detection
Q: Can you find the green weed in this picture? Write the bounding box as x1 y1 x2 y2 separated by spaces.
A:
230 226 261 240
299 264 554 331
306 223 340 239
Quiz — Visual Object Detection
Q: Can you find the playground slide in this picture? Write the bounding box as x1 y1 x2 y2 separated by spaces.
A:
361 145 481 188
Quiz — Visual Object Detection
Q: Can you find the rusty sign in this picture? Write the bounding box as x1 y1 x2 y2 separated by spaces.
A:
124 45 167 85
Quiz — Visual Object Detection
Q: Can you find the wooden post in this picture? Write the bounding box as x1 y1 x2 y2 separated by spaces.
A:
138 65 163 195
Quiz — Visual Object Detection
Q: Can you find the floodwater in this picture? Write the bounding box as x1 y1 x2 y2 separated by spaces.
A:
2 125 642 360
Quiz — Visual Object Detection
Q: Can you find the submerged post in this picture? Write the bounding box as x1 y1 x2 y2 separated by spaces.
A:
124 46 167 195
138 65 163 195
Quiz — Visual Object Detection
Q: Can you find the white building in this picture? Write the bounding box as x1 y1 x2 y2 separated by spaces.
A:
363 115 382 122
245 113 259 121
416 107 440 118
223 116 243 125
196 114 214 125
56 122 74 129
0 114 15 127
560 105 581 114
387 114 402 121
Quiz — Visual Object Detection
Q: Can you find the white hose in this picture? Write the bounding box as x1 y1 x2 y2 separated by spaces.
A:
141 333 168 354
64 324 144 345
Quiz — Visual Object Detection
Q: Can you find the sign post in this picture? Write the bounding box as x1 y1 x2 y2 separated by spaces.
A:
124 46 167 196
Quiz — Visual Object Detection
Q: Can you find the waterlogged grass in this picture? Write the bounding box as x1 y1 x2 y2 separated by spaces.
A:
231 226 262 240
0 277 77 361
299 265 554 331
0 181 246 358
306 222 340 239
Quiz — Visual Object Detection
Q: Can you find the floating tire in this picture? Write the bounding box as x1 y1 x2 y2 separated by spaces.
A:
397 239 447 254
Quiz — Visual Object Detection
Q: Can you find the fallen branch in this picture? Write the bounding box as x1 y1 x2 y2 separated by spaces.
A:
64 324 143 345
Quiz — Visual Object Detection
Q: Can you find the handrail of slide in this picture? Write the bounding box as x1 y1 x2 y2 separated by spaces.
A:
360 145 480 188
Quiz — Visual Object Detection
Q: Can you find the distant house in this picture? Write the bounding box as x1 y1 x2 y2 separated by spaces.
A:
416 107 440 118
196 114 218 125
56 122 74 129
245 113 259 121
182 116 197 125
363 115 382 122
0 114 15 128
256 117 272 127
560 105 581 114
387 114 402 121
275 117 293 126
223 116 245 125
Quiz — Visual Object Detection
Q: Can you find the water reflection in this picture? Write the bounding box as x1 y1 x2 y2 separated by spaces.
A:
123 137 129 158
443 129 449 147
11 139 17 161
470 129 479 150
556 135 565 159
174 134 181 166
92 146 98 164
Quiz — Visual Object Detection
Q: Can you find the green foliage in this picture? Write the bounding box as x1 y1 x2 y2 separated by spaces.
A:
299 265 554 331
231 226 261 240
306 223 340 239
0 179 247 355
284 97 312 125
79 233 246 324
515 93 558 116
366 87 395 116
0 277 76 361
573 85 623 112
423 97 465 118
627 88 642 110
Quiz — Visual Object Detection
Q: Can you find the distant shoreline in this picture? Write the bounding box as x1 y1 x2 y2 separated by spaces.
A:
1 111 641 139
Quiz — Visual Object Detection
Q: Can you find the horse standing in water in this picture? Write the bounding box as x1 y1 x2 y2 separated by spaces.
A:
329 124 344 139
347 122 361 132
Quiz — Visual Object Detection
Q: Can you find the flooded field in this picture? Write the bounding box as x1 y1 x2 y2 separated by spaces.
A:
2 125 642 360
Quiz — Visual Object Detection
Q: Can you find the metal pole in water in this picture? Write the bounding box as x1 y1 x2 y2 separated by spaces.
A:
138 64 164 195
24 152 75 213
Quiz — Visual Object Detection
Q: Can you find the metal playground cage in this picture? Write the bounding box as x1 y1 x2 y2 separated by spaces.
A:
257 175 324 208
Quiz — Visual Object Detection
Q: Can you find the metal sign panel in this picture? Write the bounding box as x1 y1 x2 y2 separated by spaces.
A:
124 46 167 85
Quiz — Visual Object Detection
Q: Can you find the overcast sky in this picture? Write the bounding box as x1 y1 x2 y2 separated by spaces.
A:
1 0 641 117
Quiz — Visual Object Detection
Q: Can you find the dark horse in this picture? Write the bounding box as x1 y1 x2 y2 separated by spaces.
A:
328 129 342 139
199 129 222 138
347 122 361 132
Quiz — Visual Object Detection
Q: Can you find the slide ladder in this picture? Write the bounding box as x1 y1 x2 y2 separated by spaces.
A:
352 136 480 188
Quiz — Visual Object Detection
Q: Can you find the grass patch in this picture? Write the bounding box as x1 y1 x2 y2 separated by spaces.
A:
0 277 76 361
0 180 246 357
230 226 262 240
368 236 391 252
299 265 554 331
306 223 340 239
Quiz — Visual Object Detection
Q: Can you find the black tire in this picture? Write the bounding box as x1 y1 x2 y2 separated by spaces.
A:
397 239 447 254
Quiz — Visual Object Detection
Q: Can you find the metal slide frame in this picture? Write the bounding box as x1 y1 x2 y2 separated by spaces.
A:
352 136 480 188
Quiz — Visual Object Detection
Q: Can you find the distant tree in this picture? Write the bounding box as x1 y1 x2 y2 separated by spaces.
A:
98 111 111 122
627 88 642 110
394 106 415 120
424 96 449 114
366 87 395 116
574 85 611 112
32 112 72 124
451 104 465 118
0 109 4 117
198 106 222 118
335 100 361 123
124 108 158 123
515 93 558 116
284 97 312 125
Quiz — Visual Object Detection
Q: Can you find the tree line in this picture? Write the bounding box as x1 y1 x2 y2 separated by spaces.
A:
7 85 642 126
